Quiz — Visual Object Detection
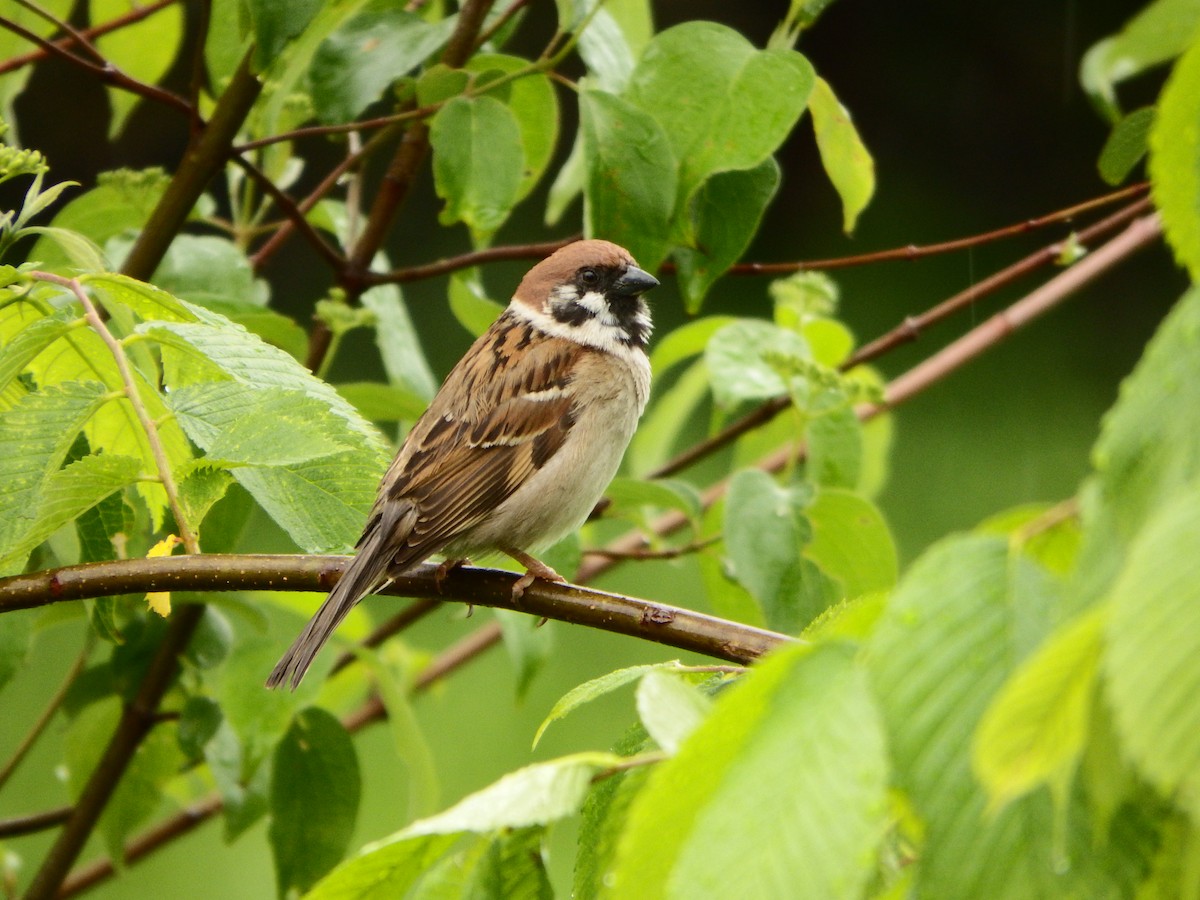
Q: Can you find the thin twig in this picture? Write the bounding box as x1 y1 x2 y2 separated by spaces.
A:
0 14 192 117
362 236 581 285
14 0 107 63
0 0 176 75
229 155 348 271
581 536 720 561
0 806 73 839
0 636 91 791
649 194 1157 479
30 273 199 553
475 0 531 49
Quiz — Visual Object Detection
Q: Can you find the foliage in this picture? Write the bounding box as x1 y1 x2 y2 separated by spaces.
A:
0 0 1194 898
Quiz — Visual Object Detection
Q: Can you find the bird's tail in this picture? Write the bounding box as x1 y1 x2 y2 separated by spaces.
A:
266 502 417 690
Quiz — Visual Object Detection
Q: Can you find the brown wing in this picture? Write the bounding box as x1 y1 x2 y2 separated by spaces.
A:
369 310 584 563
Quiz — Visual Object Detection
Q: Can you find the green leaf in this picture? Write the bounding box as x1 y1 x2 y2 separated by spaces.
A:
448 269 505 337
1075 287 1200 607
461 828 552 900
361 286 438 403
246 0 324 70
0 381 109 561
533 662 685 749
635 670 712 754
0 308 79 396
808 76 875 233
803 488 898 600
649 315 737 377
627 359 709 475
867 536 1135 896
430 95 525 244
602 477 702 528
1080 0 1200 121
1106 485 1200 819
673 160 780 313
626 22 814 201
723 470 814 634
578 7 637 92
334 381 428 424
975 604 1108 813
310 8 456 123
168 382 352 466
580 89 678 270
705 319 809 408
1150 39 1200 280
86 271 198 323
1099 107 1155 185
804 405 862 489
403 752 624 837
20 226 105 272
144 235 268 307
466 55 559 201
270 707 362 896
306 833 460 900
93 0 184 137
610 643 887 900
2 452 144 570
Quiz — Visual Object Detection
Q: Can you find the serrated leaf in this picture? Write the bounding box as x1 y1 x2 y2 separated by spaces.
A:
610 643 887 900
636 670 712 754
674 160 780 312
168 382 352 466
1106 486 1200 820
402 752 622 837
1099 107 1154 185
808 76 874 233
975 604 1107 813
270 707 361 896
1080 0 1200 121
310 8 456 123
580 88 677 270
1150 38 1200 280
430 95 525 244
306 833 460 900
0 308 79 395
534 662 682 749
705 319 809 408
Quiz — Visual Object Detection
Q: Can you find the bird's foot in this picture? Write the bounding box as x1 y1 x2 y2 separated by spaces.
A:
503 547 566 601
433 557 470 594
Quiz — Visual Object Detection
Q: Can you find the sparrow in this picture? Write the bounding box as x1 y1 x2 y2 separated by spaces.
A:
267 239 657 689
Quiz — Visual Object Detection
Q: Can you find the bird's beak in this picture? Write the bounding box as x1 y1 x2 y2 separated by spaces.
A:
612 265 659 297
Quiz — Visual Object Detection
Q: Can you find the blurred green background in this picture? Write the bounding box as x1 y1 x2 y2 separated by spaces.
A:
0 0 1186 895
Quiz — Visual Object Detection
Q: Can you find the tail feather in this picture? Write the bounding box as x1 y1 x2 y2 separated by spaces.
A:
266 502 418 690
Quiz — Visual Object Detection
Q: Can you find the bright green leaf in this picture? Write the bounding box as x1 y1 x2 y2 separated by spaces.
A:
805 405 862 489
804 487 898 600
448 269 505 337
610 643 887 900
534 662 685 749
705 319 809 409
306 832 460 900
334 381 428 423
808 76 875 233
649 316 736 377
93 0 184 137
974 604 1108 813
636 670 713 754
1150 39 1200 280
1099 107 1155 185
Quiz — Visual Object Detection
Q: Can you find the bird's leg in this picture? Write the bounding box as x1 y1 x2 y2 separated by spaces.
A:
503 547 566 600
433 557 471 593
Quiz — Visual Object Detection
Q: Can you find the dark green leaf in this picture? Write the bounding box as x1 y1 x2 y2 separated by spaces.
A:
673 160 780 312
177 695 223 761
247 0 323 70
610 644 887 899
270 707 362 896
580 89 678 270
310 8 456 123
626 22 814 201
1099 107 1154 185
430 95 525 243
185 607 234 670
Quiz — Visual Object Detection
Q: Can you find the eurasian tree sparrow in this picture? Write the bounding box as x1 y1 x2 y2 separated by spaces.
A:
267 239 657 689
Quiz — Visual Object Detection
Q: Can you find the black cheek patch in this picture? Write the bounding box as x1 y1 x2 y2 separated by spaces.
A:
551 301 594 327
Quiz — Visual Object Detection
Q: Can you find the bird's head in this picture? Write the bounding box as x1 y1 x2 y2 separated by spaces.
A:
513 240 657 351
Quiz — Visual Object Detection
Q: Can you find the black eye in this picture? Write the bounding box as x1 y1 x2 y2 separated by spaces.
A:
579 267 599 286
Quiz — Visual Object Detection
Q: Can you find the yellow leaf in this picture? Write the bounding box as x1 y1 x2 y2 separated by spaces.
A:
145 535 182 617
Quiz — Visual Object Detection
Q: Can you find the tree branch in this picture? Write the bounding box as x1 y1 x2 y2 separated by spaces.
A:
0 806 72 839
361 236 580 285
0 556 789 665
